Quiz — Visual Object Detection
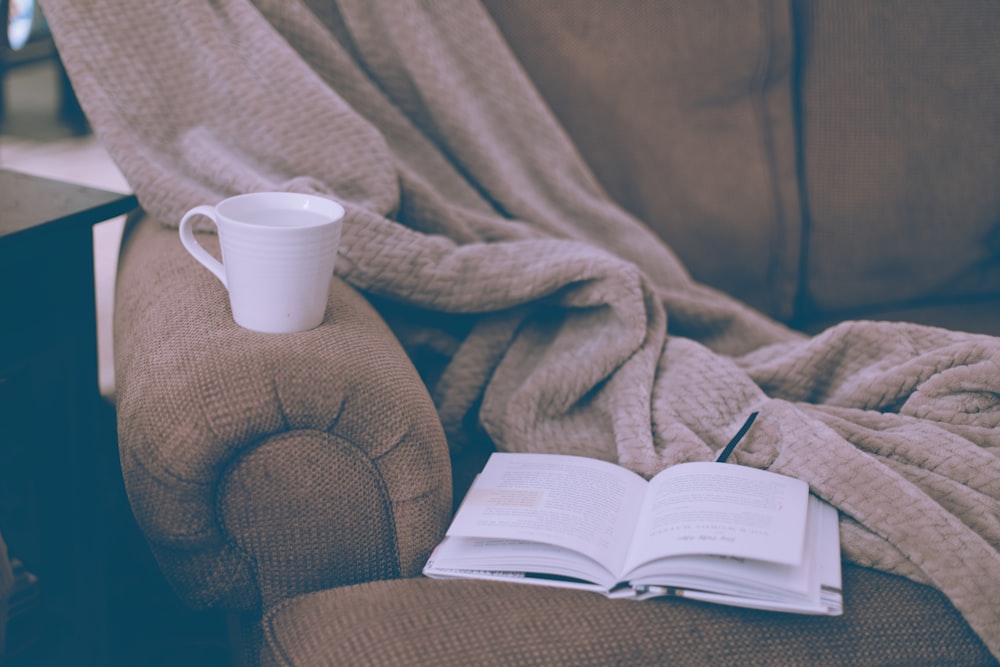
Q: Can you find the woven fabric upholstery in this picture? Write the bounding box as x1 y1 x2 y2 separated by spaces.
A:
487 0 1000 328
794 0 1000 316
260 567 997 667
484 0 802 320
113 213 452 610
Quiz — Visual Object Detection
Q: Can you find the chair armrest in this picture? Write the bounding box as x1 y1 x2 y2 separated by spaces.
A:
113 213 452 612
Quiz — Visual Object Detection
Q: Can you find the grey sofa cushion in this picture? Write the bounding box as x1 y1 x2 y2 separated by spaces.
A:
260 566 996 667
484 0 803 321
487 1 1000 328
793 0 1000 318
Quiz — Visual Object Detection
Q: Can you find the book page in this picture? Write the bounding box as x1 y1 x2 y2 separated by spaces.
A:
638 496 842 616
424 536 619 590
445 453 647 574
624 462 809 574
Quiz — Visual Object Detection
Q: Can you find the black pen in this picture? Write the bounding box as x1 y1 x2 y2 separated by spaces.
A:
715 411 759 463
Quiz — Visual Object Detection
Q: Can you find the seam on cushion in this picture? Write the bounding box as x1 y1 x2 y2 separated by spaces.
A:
130 444 213 541
286 425 403 575
218 429 403 597
365 407 450 509
261 596 300 667
130 443 257 607
788 0 815 327
321 395 419 546
321 393 348 436
371 430 444 504
349 431 405 578
751 0 795 319
215 438 270 610
204 543 258 610
340 431 404 579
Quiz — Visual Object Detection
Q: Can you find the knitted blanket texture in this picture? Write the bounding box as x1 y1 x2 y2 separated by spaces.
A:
43 0 999 655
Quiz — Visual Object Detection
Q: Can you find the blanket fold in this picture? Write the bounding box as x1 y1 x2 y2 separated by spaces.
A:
42 0 999 656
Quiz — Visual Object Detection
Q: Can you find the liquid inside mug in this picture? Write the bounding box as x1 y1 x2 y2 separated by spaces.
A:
179 192 345 333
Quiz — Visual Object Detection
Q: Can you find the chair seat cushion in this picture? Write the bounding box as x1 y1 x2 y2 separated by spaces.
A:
260 565 996 667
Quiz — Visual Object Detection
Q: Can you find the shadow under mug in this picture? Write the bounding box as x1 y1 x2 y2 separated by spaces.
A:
179 192 345 333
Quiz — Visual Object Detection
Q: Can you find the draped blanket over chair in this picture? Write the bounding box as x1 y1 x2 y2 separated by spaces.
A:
43 0 999 658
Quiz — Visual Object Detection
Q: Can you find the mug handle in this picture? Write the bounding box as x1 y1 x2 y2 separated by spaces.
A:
179 205 227 288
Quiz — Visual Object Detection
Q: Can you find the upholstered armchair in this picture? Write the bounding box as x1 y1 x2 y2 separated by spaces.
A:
45 0 1000 664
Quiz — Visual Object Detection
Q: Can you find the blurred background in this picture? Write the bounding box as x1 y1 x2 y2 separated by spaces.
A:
1 0 127 398
2 2 234 664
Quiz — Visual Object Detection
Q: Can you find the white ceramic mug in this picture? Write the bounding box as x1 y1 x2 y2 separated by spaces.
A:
179 192 345 333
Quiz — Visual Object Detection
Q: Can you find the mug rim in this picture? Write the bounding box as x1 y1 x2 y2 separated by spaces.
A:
216 191 345 228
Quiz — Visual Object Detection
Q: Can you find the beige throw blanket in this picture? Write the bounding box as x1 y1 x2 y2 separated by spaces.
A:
44 0 999 655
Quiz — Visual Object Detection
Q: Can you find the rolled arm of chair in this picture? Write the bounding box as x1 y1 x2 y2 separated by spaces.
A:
113 213 452 612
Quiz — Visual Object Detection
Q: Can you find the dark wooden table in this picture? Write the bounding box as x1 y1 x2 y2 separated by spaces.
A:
0 169 137 666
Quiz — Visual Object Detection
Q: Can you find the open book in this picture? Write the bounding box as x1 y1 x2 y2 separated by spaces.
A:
424 452 842 615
